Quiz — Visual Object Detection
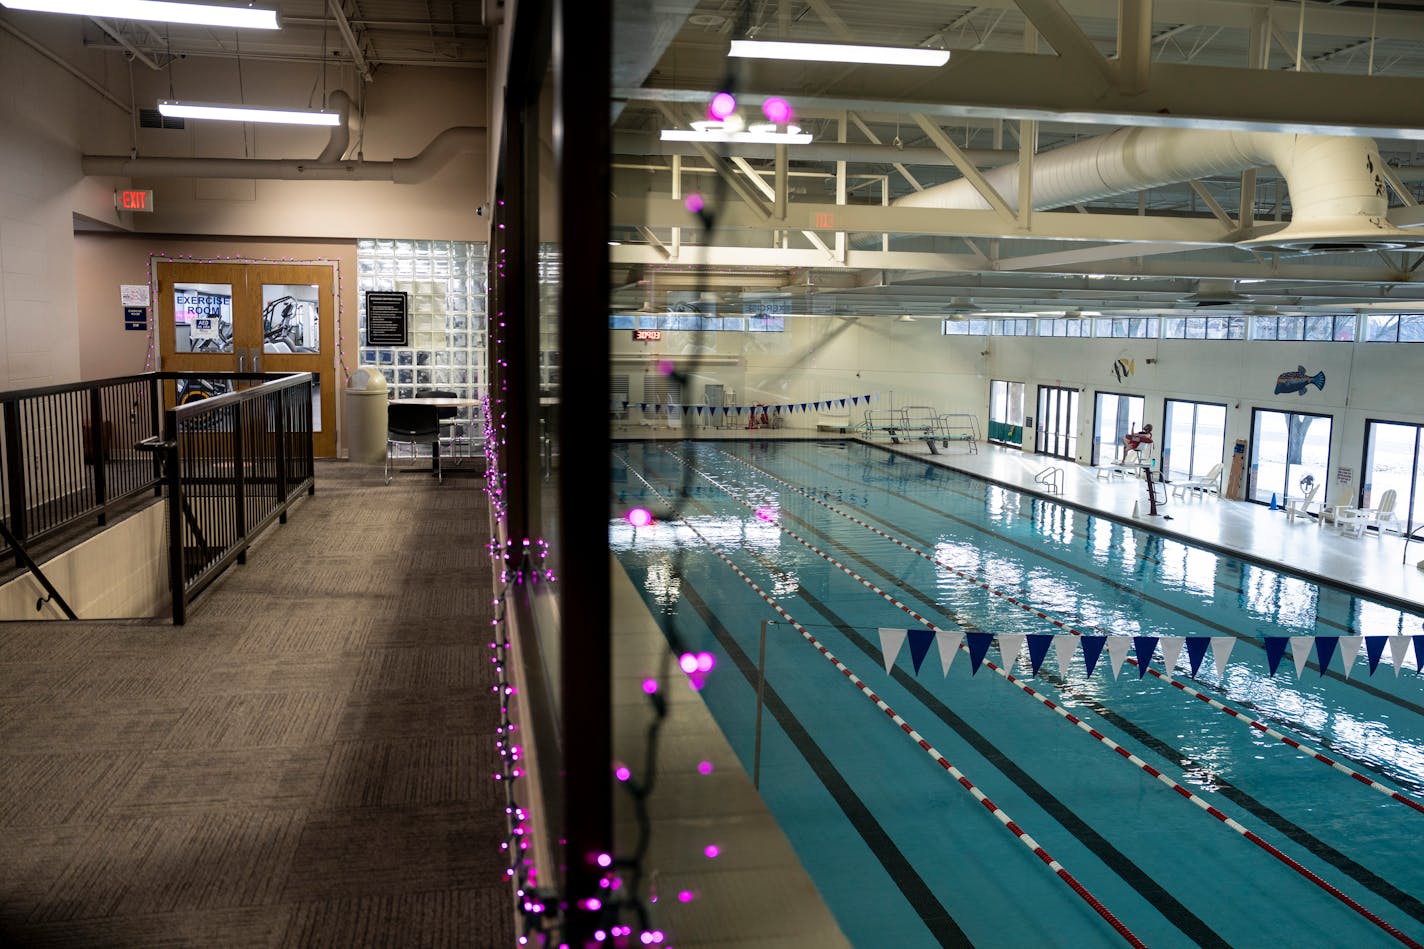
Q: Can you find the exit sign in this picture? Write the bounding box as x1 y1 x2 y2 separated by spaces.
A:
115 189 155 212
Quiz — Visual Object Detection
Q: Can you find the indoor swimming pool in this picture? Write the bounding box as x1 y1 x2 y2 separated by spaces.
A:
610 439 1424 949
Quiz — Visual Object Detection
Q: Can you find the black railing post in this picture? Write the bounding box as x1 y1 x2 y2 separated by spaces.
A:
150 376 164 496
3 400 26 555
161 408 186 626
89 387 108 525
232 402 247 566
274 387 290 522
304 377 315 494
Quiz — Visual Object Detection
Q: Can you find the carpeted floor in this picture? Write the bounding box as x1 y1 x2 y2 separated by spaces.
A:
0 460 512 947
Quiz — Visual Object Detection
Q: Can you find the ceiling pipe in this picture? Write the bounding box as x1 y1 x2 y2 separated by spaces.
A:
82 127 486 182
895 127 1424 253
316 90 353 163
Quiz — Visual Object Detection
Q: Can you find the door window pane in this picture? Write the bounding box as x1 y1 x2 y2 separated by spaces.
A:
1250 409 1332 505
1163 399 1227 481
1093 392 1145 466
173 283 233 353
262 284 321 353
1363 421 1419 534
988 380 1025 446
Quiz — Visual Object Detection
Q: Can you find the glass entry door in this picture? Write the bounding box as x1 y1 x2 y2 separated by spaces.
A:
1092 392 1145 466
157 261 336 457
1249 408 1331 505
1036 385 1080 460
988 380 1025 447
1363 420 1424 534
1163 399 1227 481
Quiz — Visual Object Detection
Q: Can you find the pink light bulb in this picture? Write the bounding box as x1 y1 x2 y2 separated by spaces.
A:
596 852 612 868
641 678 658 695
684 193 704 214
677 890 694 903
762 97 793 125
615 765 631 782
627 507 653 528
707 91 736 121
696 651 715 673
703 844 720 859
678 652 699 674
697 760 713 775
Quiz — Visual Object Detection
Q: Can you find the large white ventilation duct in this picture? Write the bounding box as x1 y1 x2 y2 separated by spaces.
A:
895 128 1423 253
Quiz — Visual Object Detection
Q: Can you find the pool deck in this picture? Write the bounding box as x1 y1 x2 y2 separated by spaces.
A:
609 429 1424 949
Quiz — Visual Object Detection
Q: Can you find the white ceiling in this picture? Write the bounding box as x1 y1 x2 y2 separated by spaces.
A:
609 0 1424 320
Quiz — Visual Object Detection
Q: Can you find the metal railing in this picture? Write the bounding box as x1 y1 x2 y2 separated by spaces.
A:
2 373 164 561
148 372 315 624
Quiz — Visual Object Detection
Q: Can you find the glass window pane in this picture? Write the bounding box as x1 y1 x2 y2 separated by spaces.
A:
261 284 321 353
967 319 989 335
1163 317 1185 338
1185 317 1206 339
1333 315 1355 341
1252 316 1277 339
1367 314 1398 342
173 283 234 354
1402 315 1424 342
1304 316 1332 341
1277 316 1305 340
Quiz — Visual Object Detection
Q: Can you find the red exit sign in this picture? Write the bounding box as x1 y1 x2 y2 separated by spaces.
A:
632 329 662 341
115 189 155 212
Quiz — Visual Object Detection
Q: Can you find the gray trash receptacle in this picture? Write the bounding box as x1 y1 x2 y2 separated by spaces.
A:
345 368 388 464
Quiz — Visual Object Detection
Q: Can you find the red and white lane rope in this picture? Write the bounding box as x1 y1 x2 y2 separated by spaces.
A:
657 448 1424 949
713 445 1424 818
617 454 1147 948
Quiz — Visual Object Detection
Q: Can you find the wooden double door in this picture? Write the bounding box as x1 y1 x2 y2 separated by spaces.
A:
156 261 336 457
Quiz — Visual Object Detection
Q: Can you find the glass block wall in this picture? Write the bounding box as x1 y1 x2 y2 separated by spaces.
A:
356 239 488 425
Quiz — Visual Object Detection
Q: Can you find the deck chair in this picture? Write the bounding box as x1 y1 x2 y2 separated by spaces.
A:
1172 462 1224 500
1365 488 1403 536
1284 480 1322 523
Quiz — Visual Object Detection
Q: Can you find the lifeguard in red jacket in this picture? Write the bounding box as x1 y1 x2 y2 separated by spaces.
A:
1117 423 1153 463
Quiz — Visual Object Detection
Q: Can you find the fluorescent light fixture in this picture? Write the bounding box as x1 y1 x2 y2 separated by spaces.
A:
2 1 280 29
159 101 341 126
661 122 811 145
729 39 949 67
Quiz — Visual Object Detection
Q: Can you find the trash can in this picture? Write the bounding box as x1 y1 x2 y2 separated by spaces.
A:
345 368 388 464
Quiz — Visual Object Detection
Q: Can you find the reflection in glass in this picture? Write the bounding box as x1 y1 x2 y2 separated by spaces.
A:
173 283 233 353
261 284 321 353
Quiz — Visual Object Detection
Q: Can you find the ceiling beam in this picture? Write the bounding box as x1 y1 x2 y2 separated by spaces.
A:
617 52 1424 139
1116 0 1152 96
910 114 1017 224
329 0 374 82
615 196 1240 244
1010 0 1117 85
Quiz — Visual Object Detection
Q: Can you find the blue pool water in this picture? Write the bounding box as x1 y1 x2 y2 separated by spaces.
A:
610 439 1424 949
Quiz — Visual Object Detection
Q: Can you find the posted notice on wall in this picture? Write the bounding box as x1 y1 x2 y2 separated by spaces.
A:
365 291 409 346
120 284 150 308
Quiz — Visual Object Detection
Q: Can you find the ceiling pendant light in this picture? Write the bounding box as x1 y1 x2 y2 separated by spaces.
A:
1 1 280 29
158 100 341 126
729 40 949 67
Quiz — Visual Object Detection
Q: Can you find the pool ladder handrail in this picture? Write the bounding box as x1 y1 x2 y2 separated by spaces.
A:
1034 465 1064 495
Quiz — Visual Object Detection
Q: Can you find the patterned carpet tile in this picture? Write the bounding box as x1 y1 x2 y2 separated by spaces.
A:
111 747 332 816
313 737 503 810
353 645 487 692
332 688 491 742
0 697 182 754
279 886 511 949
196 654 366 695
0 753 144 827
1 905 293 949
158 692 347 751
279 806 506 903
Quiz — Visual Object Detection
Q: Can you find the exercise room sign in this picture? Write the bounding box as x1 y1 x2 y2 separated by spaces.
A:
365 291 408 346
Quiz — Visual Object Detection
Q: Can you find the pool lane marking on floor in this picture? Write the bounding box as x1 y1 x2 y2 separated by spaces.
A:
617 454 1148 949
711 443 1424 813
653 449 1424 949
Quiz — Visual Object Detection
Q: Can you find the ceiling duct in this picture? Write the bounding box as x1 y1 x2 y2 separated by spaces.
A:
895 128 1424 254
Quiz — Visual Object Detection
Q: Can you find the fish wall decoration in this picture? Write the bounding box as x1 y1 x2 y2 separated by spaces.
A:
1111 357 1134 382
1275 365 1326 395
